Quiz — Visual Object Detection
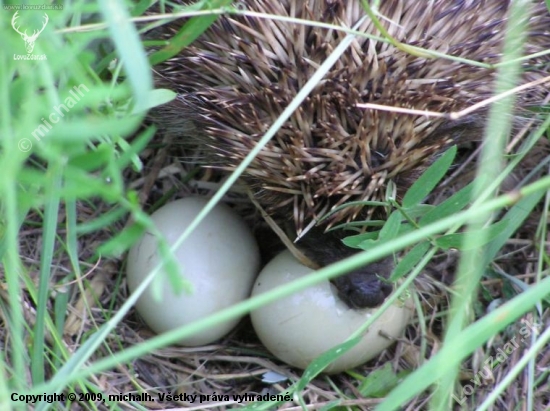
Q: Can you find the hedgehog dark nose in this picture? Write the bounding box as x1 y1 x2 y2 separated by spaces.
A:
333 274 393 308
331 257 394 309
295 228 395 308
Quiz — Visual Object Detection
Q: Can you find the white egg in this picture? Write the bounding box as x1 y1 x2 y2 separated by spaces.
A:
127 197 260 346
250 250 412 373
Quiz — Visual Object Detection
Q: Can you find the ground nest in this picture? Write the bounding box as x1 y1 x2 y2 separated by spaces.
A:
9 131 548 410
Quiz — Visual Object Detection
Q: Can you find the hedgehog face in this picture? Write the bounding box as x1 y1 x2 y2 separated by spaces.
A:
331 257 394 308
296 227 394 308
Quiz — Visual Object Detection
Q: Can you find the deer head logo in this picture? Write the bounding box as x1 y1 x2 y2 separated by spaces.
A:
12 12 49 54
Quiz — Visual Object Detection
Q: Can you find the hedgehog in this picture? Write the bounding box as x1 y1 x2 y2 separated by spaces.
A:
148 0 550 308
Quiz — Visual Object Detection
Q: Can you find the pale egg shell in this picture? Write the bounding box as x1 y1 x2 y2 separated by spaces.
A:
250 250 412 373
127 197 260 346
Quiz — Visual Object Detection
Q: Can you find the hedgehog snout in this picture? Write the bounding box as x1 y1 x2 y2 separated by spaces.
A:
331 257 394 309
296 229 395 309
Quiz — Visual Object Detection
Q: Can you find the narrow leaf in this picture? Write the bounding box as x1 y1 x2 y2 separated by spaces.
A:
359 363 404 398
97 223 146 257
390 241 431 281
296 337 362 391
402 146 457 208
420 183 474 226
148 0 233 65
378 210 401 242
435 219 509 250
99 0 152 112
